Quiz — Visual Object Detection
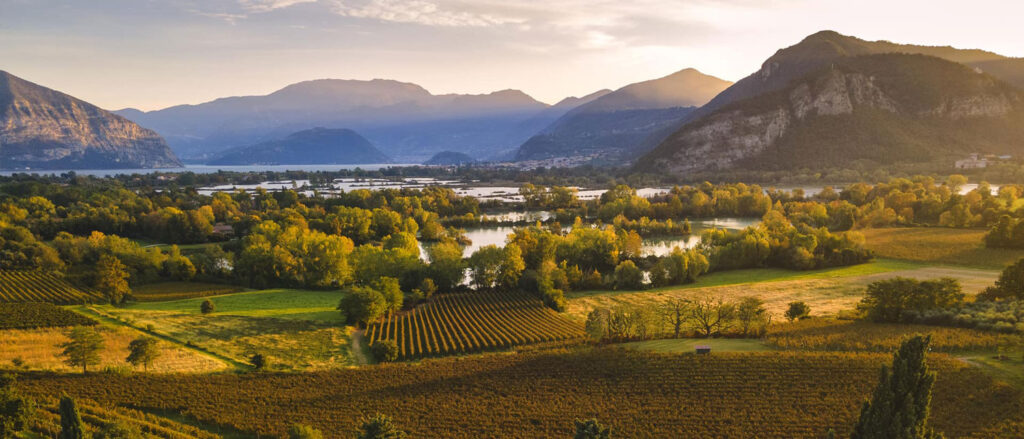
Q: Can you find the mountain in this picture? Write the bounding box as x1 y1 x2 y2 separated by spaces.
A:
208 128 390 165
514 68 732 162
638 53 1024 175
423 151 475 165
115 79 597 163
0 71 180 170
684 30 1024 127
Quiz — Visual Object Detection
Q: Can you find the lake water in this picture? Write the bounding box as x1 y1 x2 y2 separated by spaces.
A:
0 163 409 177
420 217 761 260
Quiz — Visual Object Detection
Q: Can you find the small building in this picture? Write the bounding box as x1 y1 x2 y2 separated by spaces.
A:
212 223 235 237
955 154 989 169
695 345 711 355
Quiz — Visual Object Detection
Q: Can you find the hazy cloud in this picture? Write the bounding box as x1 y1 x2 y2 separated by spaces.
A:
327 0 524 27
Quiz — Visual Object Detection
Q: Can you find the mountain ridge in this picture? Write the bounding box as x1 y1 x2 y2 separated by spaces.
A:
0 70 181 170
208 127 390 165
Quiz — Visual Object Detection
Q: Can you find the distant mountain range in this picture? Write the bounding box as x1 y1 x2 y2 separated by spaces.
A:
515 68 732 162
7 30 1024 172
637 31 1024 176
115 80 609 163
0 70 180 170
208 128 390 166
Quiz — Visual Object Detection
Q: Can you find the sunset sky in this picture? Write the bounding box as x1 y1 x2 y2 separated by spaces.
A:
1 0 1020 111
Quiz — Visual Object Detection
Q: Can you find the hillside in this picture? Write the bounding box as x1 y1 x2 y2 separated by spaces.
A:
423 150 474 165
115 79 594 163
684 30 1024 127
208 127 390 165
638 54 1024 175
0 71 180 170
515 68 732 162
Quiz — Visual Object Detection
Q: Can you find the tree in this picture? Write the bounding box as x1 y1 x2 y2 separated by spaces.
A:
613 260 642 290
784 301 811 322
289 424 324 439
200 299 216 314
95 254 131 304
584 308 610 341
426 239 465 293
126 337 161 372
736 297 768 336
373 277 404 316
371 340 399 363
0 374 34 439
851 336 944 439
978 258 1024 301
858 278 964 322
339 286 387 326
250 353 266 371
60 326 105 374
357 413 407 439
574 418 611 439
660 298 690 338
689 297 736 337
58 395 85 439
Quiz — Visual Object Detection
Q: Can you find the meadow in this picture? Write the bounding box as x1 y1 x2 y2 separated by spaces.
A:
860 227 1024 269
0 325 227 373
564 259 999 321
128 288 346 322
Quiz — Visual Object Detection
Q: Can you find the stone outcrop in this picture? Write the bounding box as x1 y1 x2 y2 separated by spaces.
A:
1 70 181 169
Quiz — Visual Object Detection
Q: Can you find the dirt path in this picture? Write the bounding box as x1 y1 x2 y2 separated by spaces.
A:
349 329 370 365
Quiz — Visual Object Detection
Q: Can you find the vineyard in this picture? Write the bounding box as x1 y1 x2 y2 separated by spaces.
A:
366 290 585 359
0 270 103 304
766 319 1024 352
17 349 1024 438
28 397 224 439
131 282 245 302
0 303 96 329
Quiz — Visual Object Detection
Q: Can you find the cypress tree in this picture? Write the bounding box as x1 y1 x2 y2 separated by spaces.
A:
58 395 85 439
851 335 944 439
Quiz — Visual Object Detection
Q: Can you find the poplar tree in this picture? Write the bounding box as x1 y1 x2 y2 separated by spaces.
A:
57 395 85 439
851 335 944 439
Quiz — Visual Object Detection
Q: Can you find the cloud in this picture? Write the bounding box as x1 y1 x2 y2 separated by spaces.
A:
327 0 524 27
239 0 318 12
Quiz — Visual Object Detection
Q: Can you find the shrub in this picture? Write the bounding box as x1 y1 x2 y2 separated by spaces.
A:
372 340 399 363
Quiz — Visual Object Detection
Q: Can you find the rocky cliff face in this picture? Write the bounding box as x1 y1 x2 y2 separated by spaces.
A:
1 71 180 169
641 54 1024 175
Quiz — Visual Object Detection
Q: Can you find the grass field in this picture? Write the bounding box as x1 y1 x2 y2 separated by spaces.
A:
129 288 346 322
131 281 245 302
861 227 1024 269
95 289 357 370
0 325 227 373
565 259 999 322
617 338 772 353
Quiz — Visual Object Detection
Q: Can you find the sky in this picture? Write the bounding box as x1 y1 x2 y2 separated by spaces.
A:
1 0 1021 111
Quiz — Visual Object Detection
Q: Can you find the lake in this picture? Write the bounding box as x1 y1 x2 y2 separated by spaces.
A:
419 217 761 260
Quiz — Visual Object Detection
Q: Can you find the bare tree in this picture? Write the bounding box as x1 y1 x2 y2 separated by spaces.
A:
660 298 690 338
689 296 736 337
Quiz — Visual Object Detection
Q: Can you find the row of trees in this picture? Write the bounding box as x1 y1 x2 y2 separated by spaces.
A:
584 296 773 341
857 262 1024 333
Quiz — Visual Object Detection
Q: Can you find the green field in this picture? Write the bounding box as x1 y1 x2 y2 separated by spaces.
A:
861 227 1024 269
567 259 923 300
618 338 773 353
129 288 346 322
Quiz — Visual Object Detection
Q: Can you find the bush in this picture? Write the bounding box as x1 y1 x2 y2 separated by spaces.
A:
857 277 964 323
200 299 215 314
372 340 399 363
785 302 811 322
